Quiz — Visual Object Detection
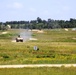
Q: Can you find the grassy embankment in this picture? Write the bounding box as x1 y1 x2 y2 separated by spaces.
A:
0 29 76 64
0 67 76 75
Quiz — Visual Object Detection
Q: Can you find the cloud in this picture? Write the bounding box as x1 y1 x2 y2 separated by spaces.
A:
43 10 49 15
62 6 70 11
29 7 36 12
13 2 23 9
7 2 23 9
54 5 70 15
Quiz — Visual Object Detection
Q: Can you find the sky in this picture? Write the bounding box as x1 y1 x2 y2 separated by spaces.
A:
0 0 76 22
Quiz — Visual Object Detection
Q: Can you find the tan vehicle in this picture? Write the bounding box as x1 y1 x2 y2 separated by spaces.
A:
16 35 23 42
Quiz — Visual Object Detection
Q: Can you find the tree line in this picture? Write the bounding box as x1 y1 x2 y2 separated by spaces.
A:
0 17 76 30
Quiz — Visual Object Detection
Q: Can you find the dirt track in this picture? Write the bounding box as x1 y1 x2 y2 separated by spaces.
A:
0 64 76 68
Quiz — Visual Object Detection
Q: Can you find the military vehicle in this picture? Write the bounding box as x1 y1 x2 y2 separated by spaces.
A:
16 35 23 42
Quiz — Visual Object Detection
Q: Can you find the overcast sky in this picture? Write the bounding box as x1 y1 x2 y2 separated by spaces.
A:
0 0 76 22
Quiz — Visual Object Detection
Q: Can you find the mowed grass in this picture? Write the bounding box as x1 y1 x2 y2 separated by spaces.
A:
0 29 76 64
0 67 76 75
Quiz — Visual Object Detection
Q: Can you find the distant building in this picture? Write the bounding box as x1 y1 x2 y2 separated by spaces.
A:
7 25 11 29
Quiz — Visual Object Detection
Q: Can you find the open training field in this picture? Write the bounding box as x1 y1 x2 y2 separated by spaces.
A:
0 29 76 64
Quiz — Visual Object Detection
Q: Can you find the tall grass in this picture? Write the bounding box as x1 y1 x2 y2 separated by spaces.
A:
0 29 76 64
0 67 76 75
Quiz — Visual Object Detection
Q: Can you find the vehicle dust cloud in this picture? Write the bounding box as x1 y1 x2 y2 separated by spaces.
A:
19 29 32 41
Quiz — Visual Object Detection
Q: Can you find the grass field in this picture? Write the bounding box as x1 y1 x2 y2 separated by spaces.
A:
0 67 76 75
0 29 76 64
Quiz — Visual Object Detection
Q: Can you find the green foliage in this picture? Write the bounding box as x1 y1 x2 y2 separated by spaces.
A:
1 54 9 59
32 34 36 36
1 17 76 29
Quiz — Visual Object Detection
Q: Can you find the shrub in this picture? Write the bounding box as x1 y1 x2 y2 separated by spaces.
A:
1 54 9 59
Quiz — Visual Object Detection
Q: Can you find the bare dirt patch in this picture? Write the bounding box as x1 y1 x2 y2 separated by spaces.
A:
72 38 76 40
37 30 44 33
29 38 38 40
1 32 8 34
29 29 44 33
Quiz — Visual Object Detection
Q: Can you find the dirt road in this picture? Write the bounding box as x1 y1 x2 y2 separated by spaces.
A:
0 64 76 68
